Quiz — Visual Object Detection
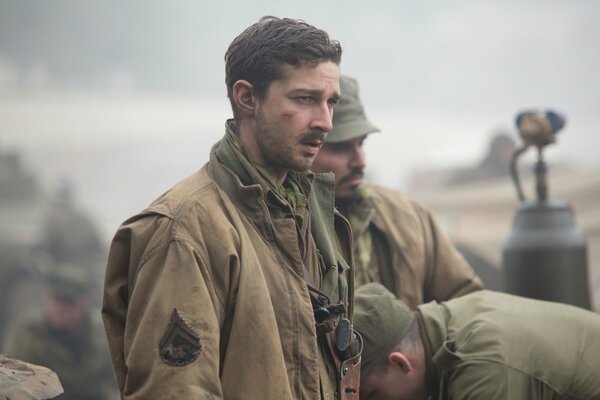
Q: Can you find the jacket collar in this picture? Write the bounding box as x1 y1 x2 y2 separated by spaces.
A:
214 119 315 202
345 184 377 243
208 136 265 221
417 302 460 399
353 183 410 252
308 172 337 268
207 120 342 269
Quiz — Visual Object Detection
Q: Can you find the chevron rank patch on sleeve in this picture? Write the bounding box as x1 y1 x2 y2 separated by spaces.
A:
159 308 202 366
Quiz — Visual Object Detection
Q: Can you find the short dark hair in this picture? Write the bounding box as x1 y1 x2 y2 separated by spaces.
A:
225 16 342 119
367 318 422 380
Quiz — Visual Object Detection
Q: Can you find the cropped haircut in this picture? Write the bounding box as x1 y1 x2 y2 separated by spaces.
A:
225 16 342 120
368 318 422 379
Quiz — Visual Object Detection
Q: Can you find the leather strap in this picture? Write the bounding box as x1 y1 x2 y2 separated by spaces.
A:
339 333 362 400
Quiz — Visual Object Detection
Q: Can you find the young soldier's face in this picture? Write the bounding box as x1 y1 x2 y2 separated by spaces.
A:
311 135 367 200
252 62 340 181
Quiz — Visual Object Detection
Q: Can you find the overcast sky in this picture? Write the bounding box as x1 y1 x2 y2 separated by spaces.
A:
1 0 599 239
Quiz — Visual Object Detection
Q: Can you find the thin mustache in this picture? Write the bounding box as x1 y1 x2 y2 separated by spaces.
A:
300 131 326 144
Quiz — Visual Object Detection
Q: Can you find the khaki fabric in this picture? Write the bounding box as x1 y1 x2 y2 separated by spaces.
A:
419 290 600 399
102 122 353 399
347 183 483 309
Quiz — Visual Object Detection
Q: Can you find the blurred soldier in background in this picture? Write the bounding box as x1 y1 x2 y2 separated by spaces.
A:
2 264 118 400
38 180 105 267
0 148 49 344
311 75 483 309
0 246 48 344
0 153 108 344
37 179 107 305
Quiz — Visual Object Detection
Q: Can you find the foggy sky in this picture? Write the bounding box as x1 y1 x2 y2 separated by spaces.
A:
1 0 599 239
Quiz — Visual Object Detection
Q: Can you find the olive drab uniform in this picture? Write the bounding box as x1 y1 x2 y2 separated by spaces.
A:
348 183 483 309
418 290 600 399
3 311 116 400
102 120 359 399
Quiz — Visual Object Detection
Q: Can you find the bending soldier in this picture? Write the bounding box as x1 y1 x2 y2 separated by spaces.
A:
354 283 600 400
3 264 117 400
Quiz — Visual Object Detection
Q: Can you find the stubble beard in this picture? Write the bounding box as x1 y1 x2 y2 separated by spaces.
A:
255 111 322 173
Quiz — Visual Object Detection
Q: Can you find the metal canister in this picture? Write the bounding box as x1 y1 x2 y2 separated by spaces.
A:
502 199 590 309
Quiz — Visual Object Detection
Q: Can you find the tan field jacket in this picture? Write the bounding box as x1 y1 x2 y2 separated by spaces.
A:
103 134 354 399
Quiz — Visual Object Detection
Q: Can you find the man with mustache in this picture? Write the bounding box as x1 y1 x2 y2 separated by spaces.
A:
311 76 483 309
102 17 359 399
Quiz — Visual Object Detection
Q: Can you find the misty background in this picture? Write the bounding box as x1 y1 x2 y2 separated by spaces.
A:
1 4 600 393
1 0 599 245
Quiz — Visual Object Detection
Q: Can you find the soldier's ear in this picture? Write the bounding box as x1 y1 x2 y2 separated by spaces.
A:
388 351 413 374
232 80 256 117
